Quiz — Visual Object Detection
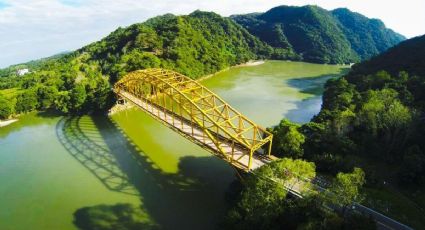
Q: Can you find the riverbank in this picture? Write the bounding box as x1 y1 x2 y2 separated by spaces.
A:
196 60 265 82
0 119 18 128
238 60 265 67
108 102 134 116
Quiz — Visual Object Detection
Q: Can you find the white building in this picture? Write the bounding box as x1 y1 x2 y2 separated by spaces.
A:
17 68 29 76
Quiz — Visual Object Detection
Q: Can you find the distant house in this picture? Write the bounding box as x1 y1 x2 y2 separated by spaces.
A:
17 68 29 76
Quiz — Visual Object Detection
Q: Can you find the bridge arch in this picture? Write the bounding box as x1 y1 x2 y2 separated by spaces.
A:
114 68 273 171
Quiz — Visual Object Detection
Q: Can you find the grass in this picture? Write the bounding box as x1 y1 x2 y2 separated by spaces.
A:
0 88 20 99
362 187 425 229
343 155 425 229
404 187 425 209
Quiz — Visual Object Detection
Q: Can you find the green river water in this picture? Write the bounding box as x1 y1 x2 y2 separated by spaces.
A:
0 61 347 230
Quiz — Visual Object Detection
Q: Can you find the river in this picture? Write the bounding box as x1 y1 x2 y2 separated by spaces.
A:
0 61 348 230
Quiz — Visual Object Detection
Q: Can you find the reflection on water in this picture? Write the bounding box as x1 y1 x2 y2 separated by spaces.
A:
56 116 233 229
73 203 157 230
57 117 138 195
284 74 343 123
285 95 323 123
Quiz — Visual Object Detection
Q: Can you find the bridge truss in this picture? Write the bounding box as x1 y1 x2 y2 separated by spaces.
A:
114 68 273 171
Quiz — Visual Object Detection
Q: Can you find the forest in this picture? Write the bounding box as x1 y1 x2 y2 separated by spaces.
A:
262 34 425 229
221 158 374 229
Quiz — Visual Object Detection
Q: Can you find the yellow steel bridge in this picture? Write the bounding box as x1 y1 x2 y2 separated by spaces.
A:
113 68 273 172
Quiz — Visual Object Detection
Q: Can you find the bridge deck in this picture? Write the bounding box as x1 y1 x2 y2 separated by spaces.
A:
118 90 271 171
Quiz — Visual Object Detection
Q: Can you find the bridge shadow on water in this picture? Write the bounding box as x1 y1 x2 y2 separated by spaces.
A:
56 116 235 230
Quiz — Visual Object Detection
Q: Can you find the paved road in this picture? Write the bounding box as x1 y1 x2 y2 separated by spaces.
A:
353 203 413 230
287 176 414 230
311 176 414 230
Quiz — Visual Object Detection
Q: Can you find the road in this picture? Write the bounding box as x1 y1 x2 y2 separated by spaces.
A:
290 176 414 230
353 203 413 230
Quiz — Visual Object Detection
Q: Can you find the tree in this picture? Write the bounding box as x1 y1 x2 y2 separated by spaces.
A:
321 78 357 112
399 145 425 184
328 167 365 211
0 94 13 119
357 88 412 158
121 51 161 72
330 108 355 136
90 78 113 111
229 165 287 229
54 91 71 113
268 158 316 183
271 119 305 158
37 85 58 109
15 90 38 113
343 213 376 230
222 159 376 230
134 25 162 52
222 158 316 230
70 83 87 112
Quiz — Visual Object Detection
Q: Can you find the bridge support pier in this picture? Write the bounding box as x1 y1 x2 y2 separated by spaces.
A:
268 139 273 156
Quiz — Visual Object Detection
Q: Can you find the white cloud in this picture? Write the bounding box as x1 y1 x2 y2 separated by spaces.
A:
0 0 424 67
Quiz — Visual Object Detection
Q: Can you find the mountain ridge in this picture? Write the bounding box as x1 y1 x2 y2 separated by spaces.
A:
231 5 405 64
349 34 425 77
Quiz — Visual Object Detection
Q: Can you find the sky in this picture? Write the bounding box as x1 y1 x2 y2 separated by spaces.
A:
0 0 424 68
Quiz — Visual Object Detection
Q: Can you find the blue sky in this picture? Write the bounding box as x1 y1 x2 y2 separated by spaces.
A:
0 0 424 68
0 1 9 9
59 0 84 7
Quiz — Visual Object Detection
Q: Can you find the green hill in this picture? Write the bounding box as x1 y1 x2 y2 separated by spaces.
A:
0 52 69 78
232 5 405 64
314 33 425 175
332 8 405 60
304 33 425 230
0 11 291 118
80 11 294 81
349 35 425 77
